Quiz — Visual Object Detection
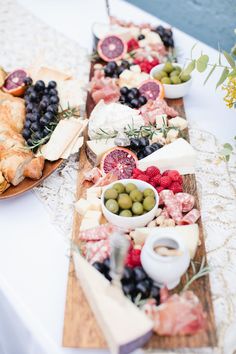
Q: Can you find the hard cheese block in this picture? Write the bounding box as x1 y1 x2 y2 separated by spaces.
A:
134 224 199 259
73 252 153 354
86 139 116 166
137 138 197 175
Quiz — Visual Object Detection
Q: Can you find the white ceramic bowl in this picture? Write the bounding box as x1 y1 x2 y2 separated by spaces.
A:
150 63 192 99
101 179 159 229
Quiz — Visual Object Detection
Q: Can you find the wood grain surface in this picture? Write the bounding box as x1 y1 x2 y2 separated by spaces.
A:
63 65 217 350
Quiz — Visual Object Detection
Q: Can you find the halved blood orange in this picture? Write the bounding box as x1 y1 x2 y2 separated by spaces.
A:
100 147 138 179
138 79 165 101
2 69 27 96
97 35 127 62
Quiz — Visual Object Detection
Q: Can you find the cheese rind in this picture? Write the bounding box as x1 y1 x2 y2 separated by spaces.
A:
137 138 196 175
73 252 153 354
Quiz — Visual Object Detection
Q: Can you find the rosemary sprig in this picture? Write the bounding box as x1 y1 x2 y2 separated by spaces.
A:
182 256 211 292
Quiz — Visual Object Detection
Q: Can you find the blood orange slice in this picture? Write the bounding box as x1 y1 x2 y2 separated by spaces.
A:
97 35 127 62
100 147 137 179
138 79 164 100
2 69 27 96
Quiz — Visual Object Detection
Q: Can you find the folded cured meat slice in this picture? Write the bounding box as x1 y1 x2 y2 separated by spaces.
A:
179 209 201 225
79 223 119 242
140 98 178 124
23 156 45 180
175 193 195 213
0 149 33 186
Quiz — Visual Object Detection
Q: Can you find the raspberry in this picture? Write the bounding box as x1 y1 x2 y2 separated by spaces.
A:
137 174 150 182
132 168 143 177
177 175 183 184
145 166 160 178
160 176 172 188
162 170 170 176
168 170 180 182
148 180 156 187
153 174 162 186
125 248 141 268
156 186 164 194
127 38 139 52
169 182 183 194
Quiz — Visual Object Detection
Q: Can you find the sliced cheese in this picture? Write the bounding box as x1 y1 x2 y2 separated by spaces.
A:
86 139 116 166
73 252 153 354
137 138 196 175
40 117 84 161
84 210 102 223
133 224 199 259
168 116 188 131
87 197 102 211
86 186 102 199
31 66 71 84
80 218 99 231
57 79 85 110
75 198 91 216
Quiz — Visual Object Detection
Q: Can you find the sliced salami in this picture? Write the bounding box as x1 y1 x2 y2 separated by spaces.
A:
178 208 200 225
82 239 110 263
175 193 195 213
79 223 117 241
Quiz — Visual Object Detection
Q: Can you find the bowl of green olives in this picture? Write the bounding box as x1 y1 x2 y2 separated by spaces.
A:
150 62 192 99
101 179 159 228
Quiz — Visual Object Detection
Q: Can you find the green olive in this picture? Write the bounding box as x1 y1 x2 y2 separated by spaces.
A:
105 199 119 214
119 210 132 217
170 69 180 77
170 76 182 84
113 183 125 194
161 77 171 84
118 194 132 209
125 183 137 194
132 202 144 215
130 189 143 202
104 188 118 200
143 196 156 211
163 62 174 73
143 188 155 198
153 71 163 80
180 73 191 82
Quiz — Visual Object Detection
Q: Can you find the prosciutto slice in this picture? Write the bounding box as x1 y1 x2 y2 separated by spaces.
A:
144 289 207 336
90 75 120 104
140 98 178 124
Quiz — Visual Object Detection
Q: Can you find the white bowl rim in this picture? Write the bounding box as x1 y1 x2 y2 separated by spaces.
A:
150 63 192 86
101 178 159 220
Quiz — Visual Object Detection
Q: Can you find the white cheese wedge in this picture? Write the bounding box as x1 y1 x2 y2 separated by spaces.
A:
30 66 71 84
83 210 102 223
156 114 167 129
86 186 102 199
137 138 196 175
75 198 91 216
87 197 102 211
88 100 143 139
40 117 84 161
86 139 116 166
168 116 188 131
57 79 85 110
119 69 149 89
133 224 199 259
73 252 153 354
80 218 100 231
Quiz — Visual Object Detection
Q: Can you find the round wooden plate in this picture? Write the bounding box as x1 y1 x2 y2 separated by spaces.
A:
0 159 64 200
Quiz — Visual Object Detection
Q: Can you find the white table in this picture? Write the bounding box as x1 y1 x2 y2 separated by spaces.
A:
0 1 235 353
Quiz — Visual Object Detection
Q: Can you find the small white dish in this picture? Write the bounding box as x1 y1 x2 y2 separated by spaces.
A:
101 179 159 229
150 63 192 99
141 229 190 289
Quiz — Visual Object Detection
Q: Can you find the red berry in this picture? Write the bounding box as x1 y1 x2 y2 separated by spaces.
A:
160 176 172 188
145 166 160 178
156 186 164 193
153 174 162 186
137 174 150 182
169 182 183 193
177 175 183 184
168 170 180 182
127 38 139 52
132 168 143 177
162 170 170 176
148 180 156 187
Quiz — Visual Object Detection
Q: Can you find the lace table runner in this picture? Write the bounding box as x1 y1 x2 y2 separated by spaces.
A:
1 1 236 353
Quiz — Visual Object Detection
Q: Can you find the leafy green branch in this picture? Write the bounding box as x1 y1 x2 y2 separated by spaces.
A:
181 256 211 292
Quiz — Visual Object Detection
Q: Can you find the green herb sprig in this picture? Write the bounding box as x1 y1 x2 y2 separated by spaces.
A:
182 256 211 292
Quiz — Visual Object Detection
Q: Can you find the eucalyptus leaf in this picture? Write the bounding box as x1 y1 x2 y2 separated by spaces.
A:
196 55 209 72
204 64 216 85
223 143 233 151
223 50 235 68
216 67 229 89
190 43 197 59
228 68 236 77
220 147 232 156
182 60 196 76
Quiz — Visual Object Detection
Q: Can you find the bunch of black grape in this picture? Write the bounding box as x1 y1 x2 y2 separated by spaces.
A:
22 77 59 148
104 60 130 78
154 26 174 48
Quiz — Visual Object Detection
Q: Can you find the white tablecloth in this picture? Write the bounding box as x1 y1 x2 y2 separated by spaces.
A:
0 1 235 354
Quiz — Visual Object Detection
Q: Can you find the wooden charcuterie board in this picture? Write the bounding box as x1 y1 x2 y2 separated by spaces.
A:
62 62 217 349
